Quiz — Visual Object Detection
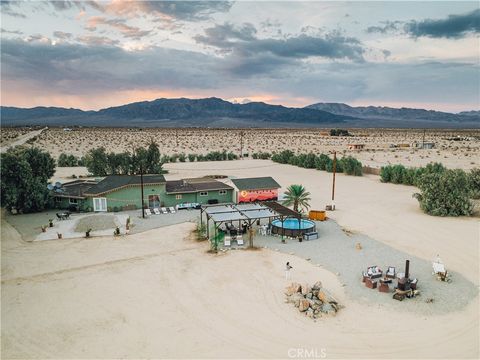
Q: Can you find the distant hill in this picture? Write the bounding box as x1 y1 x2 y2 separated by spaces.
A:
305 102 479 124
1 98 478 128
1 98 350 127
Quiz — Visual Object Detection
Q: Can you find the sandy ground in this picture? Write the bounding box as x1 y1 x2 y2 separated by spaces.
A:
0 127 46 153
3 127 479 170
2 160 479 358
2 219 478 359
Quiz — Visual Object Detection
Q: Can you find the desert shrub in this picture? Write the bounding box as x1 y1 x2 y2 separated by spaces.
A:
390 164 407 184
178 153 186 162
380 165 392 183
303 153 317 169
227 152 237 160
314 154 331 171
326 158 343 173
271 150 294 164
188 154 196 162
340 156 363 176
467 168 480 199
197 154 206 162
413 169 473 216
58 153 81 167
252 152 271 159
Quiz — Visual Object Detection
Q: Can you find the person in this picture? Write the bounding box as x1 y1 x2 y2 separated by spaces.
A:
285 261 293 280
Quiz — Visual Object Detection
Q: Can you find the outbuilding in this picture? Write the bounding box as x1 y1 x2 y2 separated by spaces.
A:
230 177 281 203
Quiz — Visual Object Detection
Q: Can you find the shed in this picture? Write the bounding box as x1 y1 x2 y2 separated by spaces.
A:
230 177 281 203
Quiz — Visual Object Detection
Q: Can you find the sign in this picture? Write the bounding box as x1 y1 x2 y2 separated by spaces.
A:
238 189 278 203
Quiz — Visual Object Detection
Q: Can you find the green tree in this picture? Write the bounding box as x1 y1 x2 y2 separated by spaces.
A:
146 141 162 173
314 154 331 171
84 147 108 176
283 184 311 212
1 147 55 213
413 169 473 216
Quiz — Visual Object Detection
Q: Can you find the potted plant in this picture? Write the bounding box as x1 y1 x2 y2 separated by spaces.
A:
41 225 47 233
57 232 63 239
85 228 92 238
114 227 120 236
48 219 54 227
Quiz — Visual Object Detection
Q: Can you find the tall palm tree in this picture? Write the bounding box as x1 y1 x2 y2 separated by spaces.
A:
283 184 311 212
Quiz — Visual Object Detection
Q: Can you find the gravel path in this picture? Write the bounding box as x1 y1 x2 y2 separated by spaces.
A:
253 219 478 315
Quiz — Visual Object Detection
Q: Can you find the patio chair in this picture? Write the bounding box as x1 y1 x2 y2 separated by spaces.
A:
161 207 168 214
169 207 176 213
385 266 396 279
224 237 231 247
144 208 152 216
56 213 63 221
153 208 161 215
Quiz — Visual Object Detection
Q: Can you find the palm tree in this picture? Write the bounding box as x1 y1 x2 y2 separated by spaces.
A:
283 184 311 212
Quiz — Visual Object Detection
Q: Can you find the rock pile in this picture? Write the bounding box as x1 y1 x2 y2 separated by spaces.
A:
285 281 342 319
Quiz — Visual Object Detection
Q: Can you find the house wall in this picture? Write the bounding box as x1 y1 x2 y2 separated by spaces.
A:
85 185 234 211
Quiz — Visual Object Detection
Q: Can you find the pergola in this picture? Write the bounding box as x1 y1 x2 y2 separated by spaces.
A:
201 203 280 240
200 202 302 240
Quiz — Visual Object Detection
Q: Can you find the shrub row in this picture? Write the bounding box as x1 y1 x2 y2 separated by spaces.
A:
271 150 363 176
380 162 447 186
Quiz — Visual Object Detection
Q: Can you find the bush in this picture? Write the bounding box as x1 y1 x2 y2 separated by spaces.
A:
314 154 331 171
271 150 294 164
326 158 343 173
467 168 480 199
188 154 196 162
413 169 473 216
252 152 271 159
390 164 407 184
330 129 350 136
178 153 186 162
340 156 363 176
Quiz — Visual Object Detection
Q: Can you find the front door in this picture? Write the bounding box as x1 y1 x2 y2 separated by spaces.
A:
148 194 160 209
93 197 107 212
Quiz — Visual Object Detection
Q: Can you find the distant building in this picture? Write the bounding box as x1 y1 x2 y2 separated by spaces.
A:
348 144 365 150
415 142 435 149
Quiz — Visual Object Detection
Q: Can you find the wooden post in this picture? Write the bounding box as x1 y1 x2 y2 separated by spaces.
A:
140 166 145 218
331 151 336 210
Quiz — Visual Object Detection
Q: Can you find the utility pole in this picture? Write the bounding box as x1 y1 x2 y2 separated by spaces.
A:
175 128 179 148
331 151 336 210
240 130 244 159
140 164 145 218
422 129 426 149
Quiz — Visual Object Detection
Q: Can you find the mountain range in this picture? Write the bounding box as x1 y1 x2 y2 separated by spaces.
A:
1 97 478 128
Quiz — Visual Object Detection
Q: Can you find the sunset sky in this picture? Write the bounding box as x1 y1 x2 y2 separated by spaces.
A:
1 1 479 112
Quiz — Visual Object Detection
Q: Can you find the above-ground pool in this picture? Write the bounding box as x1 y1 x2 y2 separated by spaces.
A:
271 218 316 237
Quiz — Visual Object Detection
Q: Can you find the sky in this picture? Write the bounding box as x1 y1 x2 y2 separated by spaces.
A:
1 1 479 112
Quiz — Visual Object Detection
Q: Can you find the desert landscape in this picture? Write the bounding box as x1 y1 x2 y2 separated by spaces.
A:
1 127 479 170
2 157 479 358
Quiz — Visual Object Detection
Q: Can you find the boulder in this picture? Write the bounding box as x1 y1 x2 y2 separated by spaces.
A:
321 303 336 315
318 289 336 303
312 281 323 290
285 282 301 296
291 293 304 307
298 299 310 312
301 284 311 295
306 308 315 318
306 292 313 299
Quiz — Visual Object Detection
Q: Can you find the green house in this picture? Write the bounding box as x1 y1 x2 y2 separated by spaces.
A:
54 175 234 212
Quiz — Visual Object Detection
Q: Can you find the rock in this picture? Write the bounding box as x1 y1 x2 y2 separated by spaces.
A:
291 293 304 307
298 299 310 312
306 292 313 299
301 284 311 295
285 282 301 296
312 281 323 290
321 303 336 315
355 242 362 250
306 308 315 318
318 289 336 303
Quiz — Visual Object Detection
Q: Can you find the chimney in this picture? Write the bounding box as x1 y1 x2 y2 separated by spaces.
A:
405 260 410 279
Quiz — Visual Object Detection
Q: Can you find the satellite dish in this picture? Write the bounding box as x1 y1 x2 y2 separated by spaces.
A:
47 184 54 191
55 182 62 188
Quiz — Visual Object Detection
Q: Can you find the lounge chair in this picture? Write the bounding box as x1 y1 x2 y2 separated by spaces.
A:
144 209 152 216
169 207 176 213
385 266 396 279
237 237 244 246
153 208 161 215
161 207 168 214
224 237 231 247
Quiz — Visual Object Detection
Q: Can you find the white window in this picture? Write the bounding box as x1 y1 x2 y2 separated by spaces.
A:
93 197 107 212
69 198 78 204
199 191 208 196
219 190 227 195
176 194 182 200
55 197 62 203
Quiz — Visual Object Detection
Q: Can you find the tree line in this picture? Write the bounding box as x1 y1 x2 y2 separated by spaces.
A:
271 150 363 176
